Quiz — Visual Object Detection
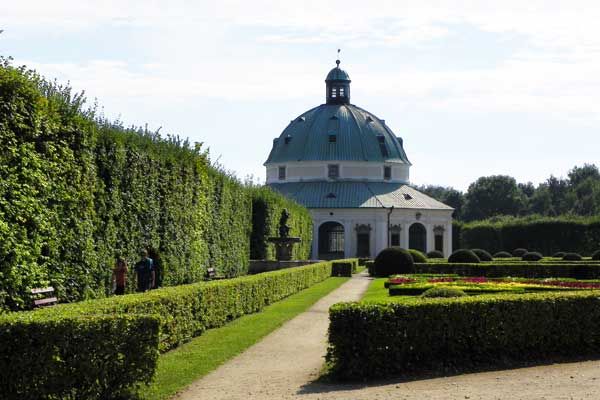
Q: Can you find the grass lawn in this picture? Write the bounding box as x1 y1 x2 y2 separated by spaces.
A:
360 277 389 302
140 276 350 400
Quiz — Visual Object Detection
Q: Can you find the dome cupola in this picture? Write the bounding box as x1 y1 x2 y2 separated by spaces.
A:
325 58 350 105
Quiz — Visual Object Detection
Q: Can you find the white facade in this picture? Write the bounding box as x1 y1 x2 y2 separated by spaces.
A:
310 208 453 259
266 161 410 184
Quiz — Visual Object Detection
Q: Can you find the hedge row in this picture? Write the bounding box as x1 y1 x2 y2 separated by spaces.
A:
33 261 335 352
331 260 359 277
327 291 600 380
0 59 313 310
0 313 159 400
459 216 600 256
415 262 600 279
249 186 312 260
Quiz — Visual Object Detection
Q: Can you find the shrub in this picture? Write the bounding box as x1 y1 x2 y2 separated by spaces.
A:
408 249 427 263
374 248 415 277
553 252 566 258
327 291 600 380
0 313 159 400
33 261 333 352
421 286 466 298
416 262 600 279
471 249 493 261
563 253 583 261
426 250 445 259
448 249 480 264
512 248 528 257
522 252 543 261
593 251 600 261
332 260 359 277
493 251 512 258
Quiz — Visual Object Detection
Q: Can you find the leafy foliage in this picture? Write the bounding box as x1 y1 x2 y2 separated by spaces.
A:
0 313 159 400
522 251 543 261
448 249 480 263
408 249 427 263
563 253 583 261
493 251 512 258
416 261 600 279
426 250 445 259
471 248 493 261
512 248 528 257
0 59 312 311
249 186 312 260
421 286 466 298
373 247 415 277
327 291 600 379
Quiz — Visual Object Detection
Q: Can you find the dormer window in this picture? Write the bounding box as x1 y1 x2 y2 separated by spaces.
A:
328 134 337 143
339 87 345 97
331 87 337 98
284 135 292 144
328 164 339 179
384 166 392 180
377 136 389 157
278 166 286 180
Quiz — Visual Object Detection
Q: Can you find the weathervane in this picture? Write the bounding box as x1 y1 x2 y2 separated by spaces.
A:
336 48 341 67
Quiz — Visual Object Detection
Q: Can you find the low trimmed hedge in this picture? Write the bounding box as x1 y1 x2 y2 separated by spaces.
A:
0 313 159 400
522 251 543 261
493 251 512 258
34 261 334 352
332 259 359 277
448 249 480 263
366 261 375 276
327 291 600 380
415 262 600 279
563 253 583 261
408 249 427 263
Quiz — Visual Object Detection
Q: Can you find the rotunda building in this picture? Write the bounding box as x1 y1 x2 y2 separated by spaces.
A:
265 60 453 259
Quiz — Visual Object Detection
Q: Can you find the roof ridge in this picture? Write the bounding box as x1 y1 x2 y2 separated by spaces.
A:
364 182 385 208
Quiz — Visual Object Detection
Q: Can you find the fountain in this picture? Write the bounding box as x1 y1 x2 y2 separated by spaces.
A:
267 209 301 261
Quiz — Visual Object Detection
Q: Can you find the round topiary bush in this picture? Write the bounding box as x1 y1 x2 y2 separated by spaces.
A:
374 247 415 277
522 251 543 261
426 250 445 259
563 253 583 261
552 252 566 258
493 251 512 258
592 250 600 261
512 248 528 257
448 249 480 263
408 249 427 263
421 286 467 298
471 249 493 262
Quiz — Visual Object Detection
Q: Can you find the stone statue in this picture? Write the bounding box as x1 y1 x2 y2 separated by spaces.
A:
278 209 291 238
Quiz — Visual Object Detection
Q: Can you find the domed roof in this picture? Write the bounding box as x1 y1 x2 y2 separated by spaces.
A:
326 66 350 82
264 104 411 165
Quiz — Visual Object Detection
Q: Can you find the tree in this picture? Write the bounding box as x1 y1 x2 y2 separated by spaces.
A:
463 175 525 221
568 164 600 187
416 185 465 219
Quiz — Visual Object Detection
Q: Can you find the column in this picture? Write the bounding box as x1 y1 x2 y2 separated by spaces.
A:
426 224 435 254
344 221 352 258
312 222 319 260
400 222 409 249
444 223 453 258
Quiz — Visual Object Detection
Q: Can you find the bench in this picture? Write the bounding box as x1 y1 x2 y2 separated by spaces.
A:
205 267 226 281
30 286 58 308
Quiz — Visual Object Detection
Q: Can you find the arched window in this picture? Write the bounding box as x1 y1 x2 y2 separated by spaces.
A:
318 222 345 260
409 223 427 253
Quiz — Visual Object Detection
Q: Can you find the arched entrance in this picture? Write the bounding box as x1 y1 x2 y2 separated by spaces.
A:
409 223 427 253
318 221 345 260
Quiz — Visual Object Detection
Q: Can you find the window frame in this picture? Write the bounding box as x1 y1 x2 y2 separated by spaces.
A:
384 165 392 180
278 166 286 180
328 164 340 179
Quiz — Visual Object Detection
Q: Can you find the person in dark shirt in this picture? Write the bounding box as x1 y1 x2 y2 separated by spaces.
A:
112 253 128 295
135 249 154 292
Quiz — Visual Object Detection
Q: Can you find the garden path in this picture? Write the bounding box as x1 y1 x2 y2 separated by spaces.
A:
173 271 371 400
174 272 600 400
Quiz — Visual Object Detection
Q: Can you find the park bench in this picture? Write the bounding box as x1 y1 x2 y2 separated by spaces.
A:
205 267 226 281
30 286 58 308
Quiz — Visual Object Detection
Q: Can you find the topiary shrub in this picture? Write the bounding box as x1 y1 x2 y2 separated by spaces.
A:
512 248 528 257
552 252 566 258
471 249 493 262
421 286 467 298
591 250 600 261
563 253 583 261
448 249 480 263
522 251 543 261
493 251 512 258
374 247 415 277
426 250 445 259
408 249 427 263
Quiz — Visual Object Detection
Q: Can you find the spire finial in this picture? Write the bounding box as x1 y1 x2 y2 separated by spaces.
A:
336 48 341 67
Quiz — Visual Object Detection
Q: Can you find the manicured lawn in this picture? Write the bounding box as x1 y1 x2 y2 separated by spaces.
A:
360 277 391 302
140 276 350 400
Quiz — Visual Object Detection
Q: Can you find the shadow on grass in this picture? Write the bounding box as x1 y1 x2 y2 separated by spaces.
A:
297 355 600 395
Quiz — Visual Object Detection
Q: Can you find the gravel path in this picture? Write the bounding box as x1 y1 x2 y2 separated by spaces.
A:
174 273 600 400
174 273 371 400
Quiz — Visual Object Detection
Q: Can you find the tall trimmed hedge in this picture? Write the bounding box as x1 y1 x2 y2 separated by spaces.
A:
461 216 600 256
0 59 311 310
249 186 312 260
328 291 600 380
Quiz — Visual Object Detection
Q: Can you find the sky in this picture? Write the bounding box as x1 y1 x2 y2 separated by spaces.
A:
1 1 599 191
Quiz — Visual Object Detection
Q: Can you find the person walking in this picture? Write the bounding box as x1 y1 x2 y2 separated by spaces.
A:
112 253 128 295
135 249 155 292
